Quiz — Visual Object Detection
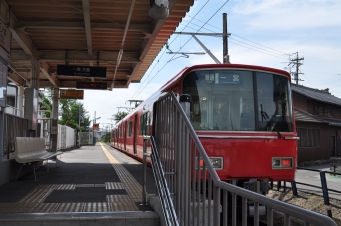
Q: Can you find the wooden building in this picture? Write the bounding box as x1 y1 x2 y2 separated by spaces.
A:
292 84 341 164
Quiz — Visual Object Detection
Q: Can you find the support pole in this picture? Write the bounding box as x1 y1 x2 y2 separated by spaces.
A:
223 13 229 63
51 88 59 152
291 181 298 196
320 171 330 205
142 136 150 205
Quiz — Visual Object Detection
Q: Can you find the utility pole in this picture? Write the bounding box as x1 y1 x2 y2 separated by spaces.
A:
288 52 304 85
223 13 230 63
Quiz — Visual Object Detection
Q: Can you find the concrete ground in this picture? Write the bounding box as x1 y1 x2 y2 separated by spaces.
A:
0 142 160 226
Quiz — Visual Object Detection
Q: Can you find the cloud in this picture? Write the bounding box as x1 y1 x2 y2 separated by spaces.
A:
232 0 341 31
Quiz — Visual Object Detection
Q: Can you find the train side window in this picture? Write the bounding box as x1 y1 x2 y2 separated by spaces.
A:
140 112 150 135
128 121 133 137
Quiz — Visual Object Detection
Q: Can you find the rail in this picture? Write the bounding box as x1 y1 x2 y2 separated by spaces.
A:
149 91 337 226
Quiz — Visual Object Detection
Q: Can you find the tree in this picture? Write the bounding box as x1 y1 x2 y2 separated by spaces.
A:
101 132 111 143
39 88 53 118
58 99 91 132
113 111 129 123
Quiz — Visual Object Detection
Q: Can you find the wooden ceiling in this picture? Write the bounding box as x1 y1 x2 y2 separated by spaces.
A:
2 0 194 90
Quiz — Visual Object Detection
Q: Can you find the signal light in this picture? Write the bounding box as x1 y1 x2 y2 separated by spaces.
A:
282 159 292 167
272 157 293 169
196 157 223 170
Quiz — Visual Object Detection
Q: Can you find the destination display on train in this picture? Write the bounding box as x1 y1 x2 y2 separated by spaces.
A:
204 73 241 85
76 82 108 90
57 65 107 78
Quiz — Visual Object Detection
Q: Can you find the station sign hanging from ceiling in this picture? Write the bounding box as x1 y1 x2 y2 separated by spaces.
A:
76 81 108 90
60 90 84 99
57 65 107 78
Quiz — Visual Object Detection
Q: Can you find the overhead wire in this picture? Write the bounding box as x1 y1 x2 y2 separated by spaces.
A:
130 0 213 100
180 19 289 59
185 15 289 56
131 1 231 100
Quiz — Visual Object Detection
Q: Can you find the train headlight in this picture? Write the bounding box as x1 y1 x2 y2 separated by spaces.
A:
196 157 223 170
272 157 293 169
209 157 223 169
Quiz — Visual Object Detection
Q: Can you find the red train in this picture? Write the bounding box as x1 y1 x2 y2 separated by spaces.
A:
111 63 298 193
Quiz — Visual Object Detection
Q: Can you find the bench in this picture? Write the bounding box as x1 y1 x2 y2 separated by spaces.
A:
15 137 63 181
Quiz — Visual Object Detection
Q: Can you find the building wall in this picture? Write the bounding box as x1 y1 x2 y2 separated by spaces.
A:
333 107 341 120
293 91 341 161
336 128 341 157
292 93 307 111
296 122 335 163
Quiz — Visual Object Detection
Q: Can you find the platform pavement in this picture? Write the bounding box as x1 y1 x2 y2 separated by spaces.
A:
283 164 341 200
0 142 161 226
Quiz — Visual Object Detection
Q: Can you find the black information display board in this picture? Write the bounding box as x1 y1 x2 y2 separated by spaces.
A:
57 65 107 78
76 81 108 90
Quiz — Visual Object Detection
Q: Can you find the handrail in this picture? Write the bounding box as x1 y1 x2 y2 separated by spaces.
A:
149 136 179 226
151 91 337 226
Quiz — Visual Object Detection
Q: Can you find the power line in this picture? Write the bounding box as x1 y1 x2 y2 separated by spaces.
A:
229 41 288 60
131 1 230 100
185 15 289 56
130 1 211 100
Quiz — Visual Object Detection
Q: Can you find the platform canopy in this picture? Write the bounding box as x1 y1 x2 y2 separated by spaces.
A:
2 0 194 90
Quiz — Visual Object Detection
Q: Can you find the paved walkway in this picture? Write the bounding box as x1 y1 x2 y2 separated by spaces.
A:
0 142 159 225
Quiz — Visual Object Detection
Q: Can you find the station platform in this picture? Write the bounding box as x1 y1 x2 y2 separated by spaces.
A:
0 142 161 226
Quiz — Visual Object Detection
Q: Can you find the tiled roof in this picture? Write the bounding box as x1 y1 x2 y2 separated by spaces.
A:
294 108 341 126
292 84 341 106
294 108 326 123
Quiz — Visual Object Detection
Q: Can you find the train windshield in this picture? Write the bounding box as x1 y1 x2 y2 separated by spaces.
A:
182 69 293 132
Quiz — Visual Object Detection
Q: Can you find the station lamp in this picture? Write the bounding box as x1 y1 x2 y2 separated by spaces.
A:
148 0 169 19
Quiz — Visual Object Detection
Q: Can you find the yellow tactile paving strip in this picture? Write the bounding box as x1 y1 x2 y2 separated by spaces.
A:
0 143 147 213
100 142 144 203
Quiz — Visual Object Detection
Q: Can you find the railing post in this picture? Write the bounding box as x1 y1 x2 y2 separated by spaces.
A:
291 181 298 196
320 170 330 205
142 136 151 205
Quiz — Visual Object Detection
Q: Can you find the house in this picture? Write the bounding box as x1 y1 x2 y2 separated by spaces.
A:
292 84 341 163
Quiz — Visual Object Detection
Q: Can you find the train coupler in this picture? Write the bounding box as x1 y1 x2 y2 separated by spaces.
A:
243 179 271 195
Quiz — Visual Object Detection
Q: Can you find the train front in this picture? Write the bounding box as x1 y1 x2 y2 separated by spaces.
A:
182 65 298 194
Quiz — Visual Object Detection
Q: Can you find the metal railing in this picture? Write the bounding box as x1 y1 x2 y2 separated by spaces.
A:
5 105 23 117
148 91 337 226
144 136 179 226
293 167 341 206
3 114 28 158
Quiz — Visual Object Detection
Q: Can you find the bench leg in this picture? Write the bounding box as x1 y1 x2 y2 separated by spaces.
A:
15 163 37 182
46 160 50 173
33 164 36 182
15 165 24 181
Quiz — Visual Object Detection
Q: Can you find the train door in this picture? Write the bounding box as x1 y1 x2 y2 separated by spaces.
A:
133 114 138 155
124 121 127 150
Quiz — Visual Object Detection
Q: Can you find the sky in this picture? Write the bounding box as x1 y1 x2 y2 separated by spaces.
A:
82 0 341 130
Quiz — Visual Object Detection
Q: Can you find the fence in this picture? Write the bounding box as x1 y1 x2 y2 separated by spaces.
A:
148 92 337 226
3 113 76 156
57 124 76 150
80 131 94 145
3 114 28 159
292 167 341 207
